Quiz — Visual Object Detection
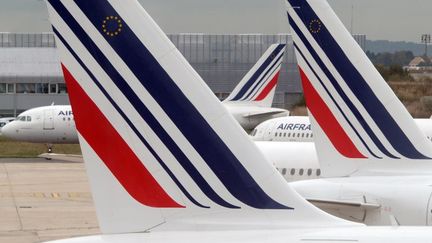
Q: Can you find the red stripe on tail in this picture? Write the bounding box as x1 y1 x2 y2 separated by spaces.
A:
254 71 280 101
299 67 366 159
61 64 184 208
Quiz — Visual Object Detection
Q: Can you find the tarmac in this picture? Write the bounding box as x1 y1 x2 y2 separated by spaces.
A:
0 158 99 243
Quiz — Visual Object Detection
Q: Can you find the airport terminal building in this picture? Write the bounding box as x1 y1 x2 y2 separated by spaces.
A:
0 32 366 117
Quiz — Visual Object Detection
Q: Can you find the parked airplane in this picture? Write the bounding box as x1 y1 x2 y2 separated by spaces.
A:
1 105 77 146
285 0 432 226
42 0 432 242
251 116 432 142
1 44 288 144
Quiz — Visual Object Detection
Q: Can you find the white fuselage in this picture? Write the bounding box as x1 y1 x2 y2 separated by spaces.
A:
2 106 77 144
251 116 432 143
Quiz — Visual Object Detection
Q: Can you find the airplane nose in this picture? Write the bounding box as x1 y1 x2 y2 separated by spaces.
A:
1 122 16 139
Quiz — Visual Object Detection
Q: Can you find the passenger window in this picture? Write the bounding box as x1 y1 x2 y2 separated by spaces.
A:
299 169 304 176
301 133 305 138
283 133 286 137
26 116 31 122
311 134 314 138
287 133 291 137
316 169 321 176
68 117 71 121
306 133 309 138
282 168 287 175
307 169 312 176
274 132 277 137
297 133 300 138
290 168 295 175
63 117 66 121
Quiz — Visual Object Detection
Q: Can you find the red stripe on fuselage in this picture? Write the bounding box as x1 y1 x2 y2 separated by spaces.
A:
61 64 184 208
254 71 280 101
299 67 366 159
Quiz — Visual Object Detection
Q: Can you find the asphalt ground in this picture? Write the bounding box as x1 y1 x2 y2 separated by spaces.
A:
0 158 99 243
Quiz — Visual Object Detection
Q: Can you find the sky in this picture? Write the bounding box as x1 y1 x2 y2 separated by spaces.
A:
0 0 430 43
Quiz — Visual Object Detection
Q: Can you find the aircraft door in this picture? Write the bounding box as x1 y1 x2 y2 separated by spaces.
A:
264 123 274 141
43 109 55 130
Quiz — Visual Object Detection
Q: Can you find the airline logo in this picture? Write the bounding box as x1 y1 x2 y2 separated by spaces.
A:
229 44 285 102
277 123 311 131
58 110 73 116
49 0 291 210
287 0 431 160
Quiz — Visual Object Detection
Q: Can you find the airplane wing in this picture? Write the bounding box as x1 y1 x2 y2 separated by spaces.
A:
38 153 83 163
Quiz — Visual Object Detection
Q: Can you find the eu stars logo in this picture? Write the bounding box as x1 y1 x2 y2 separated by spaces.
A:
309 19 322 34
102 16 123 37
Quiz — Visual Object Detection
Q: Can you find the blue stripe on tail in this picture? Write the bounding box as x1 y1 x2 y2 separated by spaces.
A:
49 0 239 209
290 17 393 159
53 27 209 209
293 42 378 159
52 0 292 209
288 0 430 159
241 48 285 101
231 44 286 101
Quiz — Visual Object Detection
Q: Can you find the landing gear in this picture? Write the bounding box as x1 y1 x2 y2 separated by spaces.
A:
47 144 53 153
46 144 53 160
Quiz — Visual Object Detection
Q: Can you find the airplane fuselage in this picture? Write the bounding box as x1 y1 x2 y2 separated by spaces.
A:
2 105 78 144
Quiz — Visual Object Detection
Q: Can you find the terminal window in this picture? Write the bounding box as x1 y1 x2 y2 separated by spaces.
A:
7 84 15 93
16 83 36 93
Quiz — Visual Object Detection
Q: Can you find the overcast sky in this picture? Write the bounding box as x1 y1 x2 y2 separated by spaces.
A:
0 0 430 42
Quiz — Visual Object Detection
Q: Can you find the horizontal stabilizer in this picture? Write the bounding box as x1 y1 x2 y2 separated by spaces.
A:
242 109 288 119
307 198 380 210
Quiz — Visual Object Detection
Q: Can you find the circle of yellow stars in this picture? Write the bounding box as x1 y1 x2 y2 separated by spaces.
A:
309 19 322 34
102 16 123 37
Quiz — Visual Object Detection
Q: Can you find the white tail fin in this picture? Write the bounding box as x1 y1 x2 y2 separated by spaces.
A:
286 0 432 177
224 44 286 107
46 0 351 235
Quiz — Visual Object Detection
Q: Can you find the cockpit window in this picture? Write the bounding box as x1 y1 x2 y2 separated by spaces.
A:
0 122 5 127
250 129 257 136
17 116 26 121
26 116 31 122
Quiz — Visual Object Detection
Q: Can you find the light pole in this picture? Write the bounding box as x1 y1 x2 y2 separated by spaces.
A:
421 34 431 57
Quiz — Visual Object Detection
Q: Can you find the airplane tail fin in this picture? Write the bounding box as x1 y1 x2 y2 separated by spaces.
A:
224 44 286 107
286 0 432 177
46 0 351 234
